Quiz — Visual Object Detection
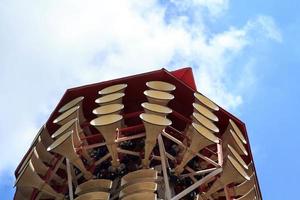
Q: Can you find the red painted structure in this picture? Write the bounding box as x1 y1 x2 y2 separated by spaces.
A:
14 67 262 199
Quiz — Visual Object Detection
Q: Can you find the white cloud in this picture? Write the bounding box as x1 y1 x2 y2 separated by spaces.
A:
0 0 281 178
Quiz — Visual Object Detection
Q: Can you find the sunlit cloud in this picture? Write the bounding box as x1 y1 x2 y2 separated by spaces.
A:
0 1 281 191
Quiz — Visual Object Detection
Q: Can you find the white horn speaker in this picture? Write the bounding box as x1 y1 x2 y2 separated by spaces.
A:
47 131 92 179
31 147 64 184
36 137 55 165
144 90 174 106
74 191 110 200
246 161 254 175
90 114 123 167
222 128 248 156
139 113 172 167
205 155 250 196
99 84 127 95
58 96 84 113
141 102 172 117
226 144 248 170
95 93 125 106
121 169 158 186
93 104 124 116
192 112 219 133
53 106 85 126
51 118 92 163
228 119 247 145
39 125 54 148
122 192 157 200
14 160 64 199
175 123 219 175
75 179 112 195
234 186 257 200
192 103 218 122
146 81 176 93
14 187 32 200
120 182 157 198
194 92 219 111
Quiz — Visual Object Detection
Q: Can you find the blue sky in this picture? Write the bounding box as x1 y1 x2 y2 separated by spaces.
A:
0 0 299 199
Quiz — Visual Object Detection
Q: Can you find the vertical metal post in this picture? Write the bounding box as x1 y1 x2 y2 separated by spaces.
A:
66 159 74 200
158 135 172 200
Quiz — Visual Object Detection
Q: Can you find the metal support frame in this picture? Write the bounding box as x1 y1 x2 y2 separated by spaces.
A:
162 130 220 167
158 134 172 200
66 159 74 200
171 168 223 200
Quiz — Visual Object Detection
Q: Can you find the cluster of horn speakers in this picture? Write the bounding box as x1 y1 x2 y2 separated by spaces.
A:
14 77 260 200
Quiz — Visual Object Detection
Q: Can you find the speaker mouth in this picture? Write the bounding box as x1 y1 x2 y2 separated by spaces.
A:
193 103 218 122
93 104 124 115
192 123 219 144
146 81 176 92
229 129 248 156
227 144 248 169
47 130 73 152
95 93 125 104
141 102 172 115
58 96 84 113
90 114 123 126
52 118 77 138
53 106 80 124
75 179 113 195
227 155 250 181
139 113 172 126
144 90 174 101
192 112 219 133
229 119 247 145
98 84 127 95
194 92 219 111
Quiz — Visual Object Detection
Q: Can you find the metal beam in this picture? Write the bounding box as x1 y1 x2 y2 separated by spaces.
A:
158 135 172 200
171 168 222 200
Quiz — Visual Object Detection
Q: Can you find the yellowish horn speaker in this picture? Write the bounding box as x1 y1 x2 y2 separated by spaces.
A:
47 131 92 179
193 103 218 122
36 137 55 165
139 113 172 167
93 104 124 116
58 96 84 113
14 160 64 199
146 81 176 93
122 192 157 200
120 182 157 198
39 125 54 148
143 90 174 106
14 187 32 200
53 106 85 126
98 84 128 95
222 127 248 156
90 114 123 167
175 123 219 175
228 119 247 145
95 93 125 106
234 173 256 196
213 173 256 198
31 147 64 184
194 92 219 111
205 155 250 196
141 102 172 117
74 191 110 200
234 186 257 200
75 179 113 195
192 112 219 133
226 144 248 170
121 169 158 186
51 118 92 163
246 161 254 175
